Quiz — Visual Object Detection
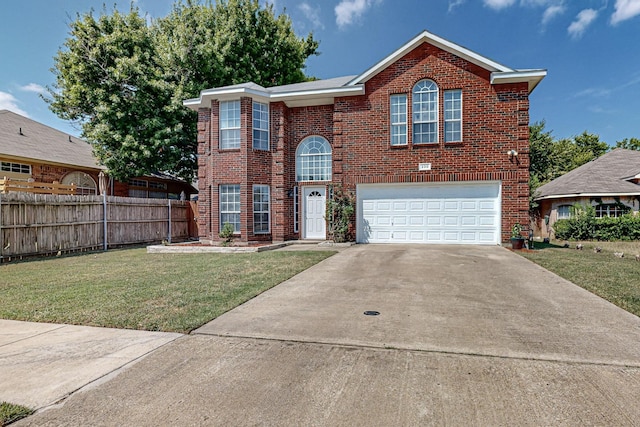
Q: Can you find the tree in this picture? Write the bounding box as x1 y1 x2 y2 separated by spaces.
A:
615 137 640 150
46 0 319 181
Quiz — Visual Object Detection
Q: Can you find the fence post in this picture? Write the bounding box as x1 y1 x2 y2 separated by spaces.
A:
103 191 108 251
168 199 172 244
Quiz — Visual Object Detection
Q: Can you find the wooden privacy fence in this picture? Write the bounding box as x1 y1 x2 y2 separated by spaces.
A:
0 192 192 260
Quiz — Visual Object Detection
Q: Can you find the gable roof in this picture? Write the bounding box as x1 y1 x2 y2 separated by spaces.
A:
348 30 546 92
0 110 102 170
535 148 640 200
184 29 546 110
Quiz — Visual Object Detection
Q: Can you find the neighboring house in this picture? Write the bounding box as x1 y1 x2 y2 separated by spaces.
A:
184 30 546 245
0 110 196 199
534 148 640 239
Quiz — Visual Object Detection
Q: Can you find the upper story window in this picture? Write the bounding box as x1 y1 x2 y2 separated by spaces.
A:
220 100 241 149
444 89 462 142
296 136 332 182
390 94 407 146
253 101 269 150
412 79 438 144
1 161 31 175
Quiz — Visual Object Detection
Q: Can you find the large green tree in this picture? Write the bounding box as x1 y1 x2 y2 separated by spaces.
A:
528 122 609 216
615 137 640 150
46 0 318 181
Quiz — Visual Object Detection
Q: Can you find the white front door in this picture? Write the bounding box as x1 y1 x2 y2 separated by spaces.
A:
303 186 326 239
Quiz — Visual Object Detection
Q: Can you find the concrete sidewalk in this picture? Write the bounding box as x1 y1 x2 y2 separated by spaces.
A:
9 245 640 425
0 320 181 409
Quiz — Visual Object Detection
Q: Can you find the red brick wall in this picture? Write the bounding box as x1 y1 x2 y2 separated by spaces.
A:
196 41 531 243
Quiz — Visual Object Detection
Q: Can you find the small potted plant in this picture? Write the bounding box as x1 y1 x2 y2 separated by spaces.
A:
510 223 525 250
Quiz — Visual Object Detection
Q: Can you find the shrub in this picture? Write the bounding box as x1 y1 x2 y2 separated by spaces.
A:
219 222 235 246
326 185 355 243
553 203 640 241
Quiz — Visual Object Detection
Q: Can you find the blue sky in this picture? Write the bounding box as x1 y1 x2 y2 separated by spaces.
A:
1 0 639 146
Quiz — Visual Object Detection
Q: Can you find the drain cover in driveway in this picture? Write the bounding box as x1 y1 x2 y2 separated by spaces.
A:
364 311 380 316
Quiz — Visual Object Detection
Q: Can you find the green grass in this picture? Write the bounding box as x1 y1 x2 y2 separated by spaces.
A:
0 402 33 426
519 241 640 317
0 248 335 333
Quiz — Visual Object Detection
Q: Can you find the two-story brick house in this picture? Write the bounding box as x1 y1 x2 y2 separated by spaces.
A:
184 30 545 245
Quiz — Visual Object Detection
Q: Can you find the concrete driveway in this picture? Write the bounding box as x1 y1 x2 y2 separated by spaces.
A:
15 245 640 426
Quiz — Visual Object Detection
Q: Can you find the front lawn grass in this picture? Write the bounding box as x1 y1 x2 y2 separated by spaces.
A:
0 248 335 333
0 401 33 426
519 241 640 317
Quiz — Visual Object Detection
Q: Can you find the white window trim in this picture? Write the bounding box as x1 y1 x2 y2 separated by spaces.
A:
444 89 462 143
1 161 31 174
220 100 241 150
295 136 332 182
412 79 439 144
220 184 241 234
252 101 269 151
253 184 270 234
293 186 299 233
390 94 407 146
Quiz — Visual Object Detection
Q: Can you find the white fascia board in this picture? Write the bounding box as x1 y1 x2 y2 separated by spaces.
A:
490 69 547 93
183 85 364 110
349 30 513 86
535 192 640 201
271 86 364 104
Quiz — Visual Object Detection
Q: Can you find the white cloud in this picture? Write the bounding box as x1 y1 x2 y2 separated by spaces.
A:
20 83 46 94
448 0 465 12
0 92 29 117
568 8 598 39
611 0 640 25
483 0 516 10
335 0 380 28
542 4 565 25
299 2 324 29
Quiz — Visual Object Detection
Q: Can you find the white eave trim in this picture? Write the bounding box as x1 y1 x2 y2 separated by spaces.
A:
535 191 640 201
491 69 547 93
348 30 513 86
183 85 364 110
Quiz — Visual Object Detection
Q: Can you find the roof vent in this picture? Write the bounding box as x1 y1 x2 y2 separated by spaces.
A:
19 127 23 135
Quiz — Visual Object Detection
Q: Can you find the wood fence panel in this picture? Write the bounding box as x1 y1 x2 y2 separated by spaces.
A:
0 193 191 259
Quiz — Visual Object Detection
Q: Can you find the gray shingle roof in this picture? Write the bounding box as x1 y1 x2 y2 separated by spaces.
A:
535 148 640 200
0 110 101 170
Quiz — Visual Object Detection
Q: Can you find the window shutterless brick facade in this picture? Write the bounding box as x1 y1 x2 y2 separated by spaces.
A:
185 30 545 244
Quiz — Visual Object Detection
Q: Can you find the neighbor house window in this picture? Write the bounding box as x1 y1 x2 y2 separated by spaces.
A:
253 184 270 234
444 89 462 142
412 79 438 144
390 94 407 146
220 184 241 233
253 101 269 150
62 171 97 195
1 161 31 174
595 204 628 218
148 181 168 199
220 100 241 149
296 136 332 181
128 178 148 198
557 205 572 219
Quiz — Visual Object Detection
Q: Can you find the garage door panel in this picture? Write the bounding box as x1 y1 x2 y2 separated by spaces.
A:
357 182 501 245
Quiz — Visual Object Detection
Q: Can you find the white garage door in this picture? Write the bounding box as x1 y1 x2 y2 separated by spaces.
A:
357 182 501 244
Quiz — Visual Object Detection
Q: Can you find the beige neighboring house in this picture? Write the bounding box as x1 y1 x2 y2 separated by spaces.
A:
0 110 196 198
534 148 640 238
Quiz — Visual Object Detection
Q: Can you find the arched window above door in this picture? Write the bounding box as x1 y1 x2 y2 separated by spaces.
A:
296 136 332 182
